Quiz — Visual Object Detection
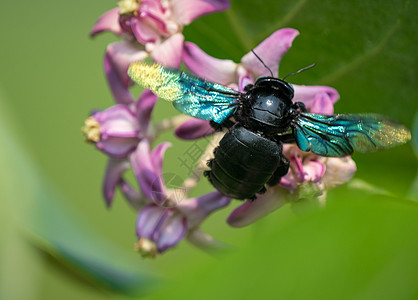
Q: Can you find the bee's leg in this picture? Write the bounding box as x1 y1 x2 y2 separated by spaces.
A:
203 169 213 183
206 158 214 168
209 119 235 131
248 194 258 202
267 155 290 186
291 102 307 112
258 186 267 194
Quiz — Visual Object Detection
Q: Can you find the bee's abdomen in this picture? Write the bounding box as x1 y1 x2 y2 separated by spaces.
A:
206 127 282 200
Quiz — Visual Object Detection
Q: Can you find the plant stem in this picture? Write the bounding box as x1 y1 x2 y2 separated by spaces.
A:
153 114 190 136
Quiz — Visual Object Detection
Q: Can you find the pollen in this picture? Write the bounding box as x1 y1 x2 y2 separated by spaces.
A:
82 117 100 143
128 62 183 101
367 120 412 150
118 0 141 16
135 238 158 258
377 122 412 145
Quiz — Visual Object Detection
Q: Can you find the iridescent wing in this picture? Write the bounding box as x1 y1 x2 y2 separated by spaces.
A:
128 62 241 123
293 113 411 157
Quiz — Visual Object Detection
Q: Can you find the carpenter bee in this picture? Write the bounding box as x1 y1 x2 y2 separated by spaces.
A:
128 61 411 200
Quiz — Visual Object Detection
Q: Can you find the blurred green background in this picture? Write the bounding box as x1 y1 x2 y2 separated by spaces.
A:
0 0 417 299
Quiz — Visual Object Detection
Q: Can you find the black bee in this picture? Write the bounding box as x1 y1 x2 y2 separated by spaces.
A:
128 61 411 200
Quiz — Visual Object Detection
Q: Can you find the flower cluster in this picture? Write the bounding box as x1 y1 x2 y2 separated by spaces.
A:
84 1 357 257
90 0 230 104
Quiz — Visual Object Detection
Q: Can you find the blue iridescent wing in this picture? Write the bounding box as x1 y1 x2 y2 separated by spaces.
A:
293 113 411 157
128 62 240 123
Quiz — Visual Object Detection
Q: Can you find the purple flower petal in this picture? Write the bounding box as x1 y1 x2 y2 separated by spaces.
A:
135 89 158 134
182 42 237 84
187 229 228 253
102 158 130 207
171 0 230 25
136 205 166 238
104 52 134 105
237 65 254 92
157 210 187 252
105 42 148 104
120 179 147 210
90 8 122 37
96 136 140 158
150 33 184 69
279 172 298 189
131 17 161 44
106 42 149 85
303 158 325 183
177 191 231 228
293 85 339 110
288 147 305 182
138 2 168 35
150 141 171 175
241 28 299 77
279 145 327 188
130 140 170 204
310 91 335 114
136 205 187 252
175 119 215 140
94 105 140 138
227 190 287 227
91 105 141 157
141 0 165 13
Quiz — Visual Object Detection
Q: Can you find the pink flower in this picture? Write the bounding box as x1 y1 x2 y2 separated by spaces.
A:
135 204 187 257
82 89 157 157
82 105 141 158
83 99 231 255
82 90 158 206
279 145 326 189
130 139 231 256
175 28 339 140
91 0 230 104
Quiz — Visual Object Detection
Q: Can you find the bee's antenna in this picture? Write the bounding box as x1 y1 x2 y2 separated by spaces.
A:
251 49 274 77
282 63 316 81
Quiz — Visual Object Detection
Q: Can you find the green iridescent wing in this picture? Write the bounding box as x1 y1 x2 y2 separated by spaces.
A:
293 113 411 157
128 62 240 123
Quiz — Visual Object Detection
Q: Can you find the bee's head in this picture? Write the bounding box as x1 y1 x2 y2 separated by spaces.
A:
241 77 294 133
254 76 294 100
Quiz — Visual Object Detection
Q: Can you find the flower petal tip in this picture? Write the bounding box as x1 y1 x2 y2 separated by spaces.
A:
151 34 184 69
226 201 255 228
175 119 215 140
172 0 231 26
182 42 237 84
90 8 122 37
241 28 300 77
